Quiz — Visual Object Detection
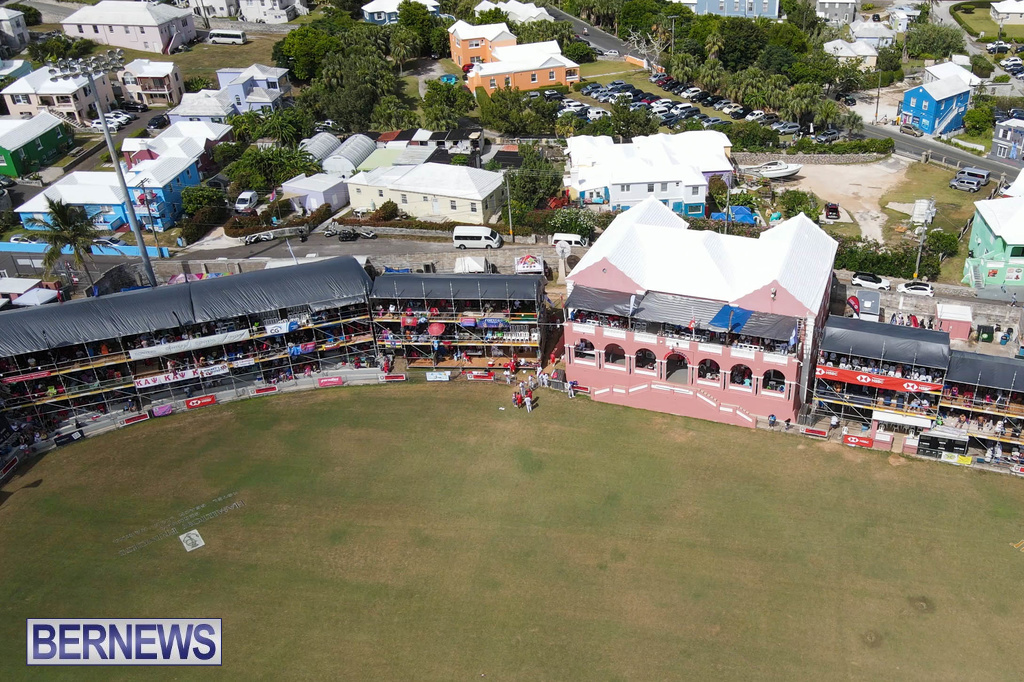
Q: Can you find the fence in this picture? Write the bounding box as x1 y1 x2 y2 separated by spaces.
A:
0 241 170 259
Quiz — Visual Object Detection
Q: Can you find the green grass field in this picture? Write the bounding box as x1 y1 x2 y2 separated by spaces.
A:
3 383 1024 679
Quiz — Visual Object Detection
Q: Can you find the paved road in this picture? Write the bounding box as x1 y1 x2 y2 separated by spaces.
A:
18 0 78 23
862 123 1021 180
547 7 634 59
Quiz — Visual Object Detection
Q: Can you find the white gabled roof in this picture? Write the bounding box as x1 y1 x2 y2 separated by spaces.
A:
126 154 196 188
567 198 837 315
168 89 234 117
0 8 23 20
975 195 1024 243
824 39 877 59
63 1 192 27
447 19 514 41
123 59 178 79
362 0 438 13
218 64 289 85
348 162 503 200
474 0 553 22
925 61 982 88
473 40 577 75
282 173 346 193
16 172 127 213
0 113 64 152
921 74 971 101
567 132 732 178
993 0 1024 13
1003 168 1024 198
2 66 98 96
850 20 896 38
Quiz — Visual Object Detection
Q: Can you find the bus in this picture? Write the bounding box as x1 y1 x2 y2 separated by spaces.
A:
208 29 246 45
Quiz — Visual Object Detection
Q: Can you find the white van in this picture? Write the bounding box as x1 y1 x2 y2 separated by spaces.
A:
208 29 247 45
552 232 590 248
453 225 503 249
234 190 258 213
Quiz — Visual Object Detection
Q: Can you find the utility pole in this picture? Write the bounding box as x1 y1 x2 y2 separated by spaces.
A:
504 171 514 243
874 69 882 124
667 15 678 54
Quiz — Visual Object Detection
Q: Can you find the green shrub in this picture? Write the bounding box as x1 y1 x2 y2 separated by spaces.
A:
959 3 974 11
180 204 228 244
371 199 399 222
571 81 585 92
786 137 895 155
223 214 264 238
7 3 41 25
994 74 1012 83
861 2 874 8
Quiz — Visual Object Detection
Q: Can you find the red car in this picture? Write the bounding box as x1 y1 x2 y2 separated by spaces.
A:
462 63 474 73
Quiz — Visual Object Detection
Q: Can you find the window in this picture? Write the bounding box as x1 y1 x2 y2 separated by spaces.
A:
747 0 753 11
450 200 457 210
11 94 30 105
235 95 241 105
400 194 408 204
647 183 654 192
998 144 1009 158
469 40 481 48
1011 246 1024 257
549 70 555 80
378 190 384 197
922 101 929 111
470 202 478 213
1001 128 1011 140
691 186 699 196
35 139 42 150
504 76 511 86
733 0 739 10
531 72 537 83
719 0 724 8
455 38 461 47
125 26 130 33
93 25 98 33
0 156 6 167
182 19 188 27
55 127 62 138
77 25 83 33
489 78 496 88
423 195 429 201
764 0 770 10
909 97 916 107
108 25 113 32
660 182 667 192
355 187 361 194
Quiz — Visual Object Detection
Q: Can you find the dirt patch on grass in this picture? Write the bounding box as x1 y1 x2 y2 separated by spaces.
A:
888 454 911 467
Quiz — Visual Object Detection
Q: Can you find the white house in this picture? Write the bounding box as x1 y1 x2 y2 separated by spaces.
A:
815 0 856 26
992 0 1024 25
281 173 349 213
0 8 29 54
118 59 184 106
823 39 878 70
850 20 896 47
362 0 439 25
347 162 505 222
2 66 116 124
474 0 553 22
63 1 197 55
182 0 240 20
924 61 982 89
238 0 308 24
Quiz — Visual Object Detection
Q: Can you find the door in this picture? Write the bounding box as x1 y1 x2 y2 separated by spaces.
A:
431 198 439 215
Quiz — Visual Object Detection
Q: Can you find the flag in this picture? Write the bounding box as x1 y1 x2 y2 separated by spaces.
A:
688 317 695 330
268 189 277 202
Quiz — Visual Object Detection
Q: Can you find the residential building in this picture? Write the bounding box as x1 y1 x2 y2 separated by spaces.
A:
0 59 32 81
900 76 971 135
166 89 233 124
0 112 73 178
823 39 877 70
448 20 516 68
2 66 116 125
473 0 553 22
167 64 289 123
0 8 29 54
122 120 232 173
562 197 837 428
118 59 184 107
890 10 911 32
815 0 856 25
63 1 197 55
924 61 982 89
181 0 240 20
361 0 438 25
991 0 1024 25
347 162 505 222
693 0 779 17
850 19 896 47
239 0 308 24
994 120 1024 165
565 131 733 215
467 41 579 94
281 173 349 213
962 195 1024 288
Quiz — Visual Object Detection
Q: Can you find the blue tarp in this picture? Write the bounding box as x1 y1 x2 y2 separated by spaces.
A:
709 305 753 332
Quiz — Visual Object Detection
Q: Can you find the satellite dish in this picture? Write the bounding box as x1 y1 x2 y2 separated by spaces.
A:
555 241 571 259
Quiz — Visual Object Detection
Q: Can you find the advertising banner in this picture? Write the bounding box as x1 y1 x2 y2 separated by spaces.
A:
252 386 278 395
382 374 407 382
426 372 451 382
123 413 150 425
815 365 942 393
134 364 229 388
843 434 874 448
185 395 216 410
230 357 256 368
466 371 494 381
803 427 829 438
317 376 344 388
0 456 19 482
264 321 299 336
152 405 174 417
53 429 85 446
2 370 53 384
128 331 251 360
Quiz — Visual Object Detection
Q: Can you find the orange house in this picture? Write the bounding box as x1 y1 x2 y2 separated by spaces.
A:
448 20 516 68
467 40 579 94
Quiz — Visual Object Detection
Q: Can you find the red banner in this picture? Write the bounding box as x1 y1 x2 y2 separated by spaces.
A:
318 376 344 388
382 374 407 382
0 456 20 481
185 395 216 410
123 413 151 425
815 365 942 393
466 371 494 381
843 434 874 448
803 427 828 438
253 386 278 395
2 370 53 384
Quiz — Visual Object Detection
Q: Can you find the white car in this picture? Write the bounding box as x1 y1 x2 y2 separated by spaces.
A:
105 112 132 125
9 234 39 244
108 109 137 121
722 103 744 115
605 49 619 57
745 110 766 122
92 238 125 248
897 281 934 297
680 87 701 99
650 103 673 115
90 118 123 131
851 272 891 291
1001 56 1023 69
713 99 733 111
587 107 610 121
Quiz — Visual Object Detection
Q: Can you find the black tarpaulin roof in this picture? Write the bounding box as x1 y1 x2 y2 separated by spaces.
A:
946 350 1024 391
565 285 639 317
819 316 950 369
370 273 544 301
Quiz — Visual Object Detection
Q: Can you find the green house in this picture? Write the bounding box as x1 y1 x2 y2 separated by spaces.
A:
0 112 72 178
962 196 1024 289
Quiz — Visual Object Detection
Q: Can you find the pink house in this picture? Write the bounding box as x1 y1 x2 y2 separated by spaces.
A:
62 1 196 55
563 198 838 428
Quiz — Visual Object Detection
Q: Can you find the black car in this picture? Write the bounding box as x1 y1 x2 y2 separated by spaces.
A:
337 229 359 242
1017 45 1024 53
692 91 711 103
1011 108 1024 120
146 114 169 130
659 114 680 127
730 107 750 120
705 94 724 106
660 79 679 90
543 90 564 101
118 101 149 112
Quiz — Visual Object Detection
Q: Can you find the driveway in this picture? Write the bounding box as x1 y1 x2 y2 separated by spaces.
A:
408 58 448 98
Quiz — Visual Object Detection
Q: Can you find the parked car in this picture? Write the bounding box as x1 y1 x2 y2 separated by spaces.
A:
851 272 891 291
897 280 934 297
730 107 750 120
776 122 800 135
949 177 982 193
337 229 359 242
9 234 39 244
659 79 679 90
722 103 744 115
92 238 125 248
1001 56 1023 69
147 114 169 130
691 113 709 123
108 109 137 121
899 123 924 137
606 80 626 90
759 113 780 126
90 118 122 131
605 49 619 57
244 232 275 245
106 113 132 126
713 99 733 111
357 229 378 239
0 176 16 189
682 87 702 99
824 202 840 220
587 107 610 121
745 110 765 122
871 13 881 21
815 129 840 143
543 90 564 101
837 94 856 106
234 190 259 213
580 83 602 95
650 73 669 83
705 95 724 106
118 101 149 113
989 40 1012 54
702 117 724 128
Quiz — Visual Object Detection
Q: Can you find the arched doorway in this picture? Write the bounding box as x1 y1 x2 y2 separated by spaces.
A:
573 338 595 360
763 369 786 393
665 352 688 384
604 343 626 366
635 348 656 371
697 359 720 380
730 364 752 386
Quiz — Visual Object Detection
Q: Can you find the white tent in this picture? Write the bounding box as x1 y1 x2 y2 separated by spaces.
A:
454 256 488 273
12 287 58 306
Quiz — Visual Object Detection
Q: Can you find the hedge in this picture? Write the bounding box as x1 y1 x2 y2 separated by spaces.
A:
223 203 332 239
785 137 895 155
179 204 228 245
334 216 460 231
951 1 993 37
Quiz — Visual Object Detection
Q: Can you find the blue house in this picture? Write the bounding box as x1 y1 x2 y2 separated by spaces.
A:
900 76 971 135
167 63 291 124
694 0 779 18
361 0 438 24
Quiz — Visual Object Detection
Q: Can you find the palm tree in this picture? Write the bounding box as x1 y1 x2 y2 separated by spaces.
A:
389 27 420 76
670 53 698 84
765 75 790 111
27 198 99 288
373 95 419 130
705 31 724 61
815 99 841 129
840 110 864 135
697 58 725 94
229 110 264 144
555 112 579 139
258 110 300 146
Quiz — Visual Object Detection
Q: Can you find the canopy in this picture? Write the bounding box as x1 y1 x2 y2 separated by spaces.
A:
631 292 797 341
709 305 753 333
565 285 639 317
454 256 488 274
12 288 58 307
371 273 544 302
819 316 949 369
946 350 1024 391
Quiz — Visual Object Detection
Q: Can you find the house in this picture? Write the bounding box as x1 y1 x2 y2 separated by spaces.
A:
823 39 878 70
166 89 233 124
448 20 517 69
0 8 29 54
322 134 377 178
890 10 910 32
962 196 1024 288
850 20 896 47
121 120 232 172
361 0 438 25
473 0 553 22
815 0 856 25
167 64 290 123
239 0 308 24
2 66 116 125
468 41 579 93
562 197 837 428
182 0 240 20
924 61 982 89
0 59 31 80
62 1 197 55
900 76 971 135
991 0 1024 25
693 0 779 17
347 162 505 222
565 132 733 215
281 173 349 213
118 59 184 107
0 113 73 178
993 119 1024 164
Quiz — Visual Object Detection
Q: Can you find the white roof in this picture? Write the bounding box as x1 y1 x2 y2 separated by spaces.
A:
474 40 577 76
474 0 553 22
850 20 896 38
0 60 27 79
168 89 234 117
0 277 40 295
362 0 438 12
936 303 972 322
1003 168 1024 198
16 172 127 213
348 162 503 200
566 132 732 180
925 61 982 88
920 75 971 101
0 8 23 20
992 0 1024 13
2 66 97 96
217 64 289 85
448 19 514 41
567 198 837 315
824 39 877 59
299 132 342 160
127 154 196 188
0 112 64 152
12 287 58 306
323 134 376 173
123 59 177 78
123 120 230 156
63 1 192 26
974 195 1024 243
282 173 346 193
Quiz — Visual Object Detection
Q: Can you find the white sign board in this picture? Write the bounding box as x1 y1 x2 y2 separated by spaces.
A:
179 530 205 552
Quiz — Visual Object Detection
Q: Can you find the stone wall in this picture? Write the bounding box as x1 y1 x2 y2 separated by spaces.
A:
208 19 296 34
733 152 888 166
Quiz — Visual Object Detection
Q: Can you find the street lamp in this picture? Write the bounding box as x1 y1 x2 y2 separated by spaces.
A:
47 51 158 289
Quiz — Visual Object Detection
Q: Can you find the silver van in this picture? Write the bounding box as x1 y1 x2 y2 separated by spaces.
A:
956 167 990 186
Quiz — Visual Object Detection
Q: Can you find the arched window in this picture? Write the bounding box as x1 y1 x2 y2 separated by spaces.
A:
763 369 786 393
697 359 720 380
573 338 595 360
665 353 688 383
730 364 752 386
604 343 626 366
635 348 656 370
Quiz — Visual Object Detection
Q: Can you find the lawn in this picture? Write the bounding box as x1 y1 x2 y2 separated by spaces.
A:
83 34 280 81
955 10 1024 41
3 382 1024 679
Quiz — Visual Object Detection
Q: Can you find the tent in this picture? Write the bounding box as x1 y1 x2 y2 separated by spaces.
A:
11 288 58 306
454 256 488 273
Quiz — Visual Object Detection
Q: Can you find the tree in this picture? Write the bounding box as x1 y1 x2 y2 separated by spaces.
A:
970 54 995 78
906 24 965 59
546 208 597 238
758 44 798 76
781 83 821 123
371 95 420 130
563 41 595 63
229 110 265 143
704 30 724 61
625 28 669 71
224 146 321 192
397 0 435 48
609 101 659 139
778 188 820 221
506 143 561 208
876 44 901 72
27 36 93 63
184 76 214 93
766 20 808 53
670 52 699 84
926 229 959 258
963 106 994 135
272 26 344 81
480 87 545 135
555 112 580 138
213 142 245 167
815 98 841 128
182 186 227 216
787 50 839 86
259 110 301 146
728 121 780 150
26 198 99 288
839 109 863 135
476 7 508 23
781 0 821 34
390 26 421 75
619 0 663 38
697 58 725 93
718 18 767 72
8 3 41 25
422 80 474 129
